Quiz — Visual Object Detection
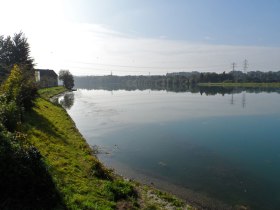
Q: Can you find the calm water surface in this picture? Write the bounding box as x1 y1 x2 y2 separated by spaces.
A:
60 88 280 209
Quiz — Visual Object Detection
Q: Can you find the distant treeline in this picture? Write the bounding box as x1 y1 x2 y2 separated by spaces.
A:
74 75 280 95
206 71 280 83
75 70 280 90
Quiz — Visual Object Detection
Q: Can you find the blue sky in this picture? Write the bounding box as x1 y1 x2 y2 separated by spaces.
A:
66 0 280 46
1 0 280 75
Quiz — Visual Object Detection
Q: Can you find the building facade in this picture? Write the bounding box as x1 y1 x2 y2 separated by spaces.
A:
35 69 58 88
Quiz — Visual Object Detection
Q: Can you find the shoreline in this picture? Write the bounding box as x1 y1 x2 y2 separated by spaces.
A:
32 87 196 209
98 154 235 210
53 87 254 210
58 87 250 210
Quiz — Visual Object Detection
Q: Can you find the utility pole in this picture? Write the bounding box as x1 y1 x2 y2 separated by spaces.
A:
230 62 237 102
232 62 237 82
232 62 236 72
243 59 248 73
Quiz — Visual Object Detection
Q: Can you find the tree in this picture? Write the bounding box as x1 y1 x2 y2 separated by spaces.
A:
1 65 37 111
59 70 74 90
0 32 34 83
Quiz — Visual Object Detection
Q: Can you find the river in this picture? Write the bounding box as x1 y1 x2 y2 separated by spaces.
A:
59 86 280 209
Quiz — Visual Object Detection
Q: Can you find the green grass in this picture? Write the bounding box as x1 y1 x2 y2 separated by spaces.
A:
24 87 138 209
154 189 185 207
198 82 280 87
38 86 67 100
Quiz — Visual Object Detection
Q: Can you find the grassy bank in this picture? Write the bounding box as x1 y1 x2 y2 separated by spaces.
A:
23 87 193 210
198 82 280 87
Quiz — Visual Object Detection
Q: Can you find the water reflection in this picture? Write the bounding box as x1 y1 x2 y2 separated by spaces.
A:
230 93 234 105
74 81 280 95
229 92 247 108
59 92 74 109
73 82 280 110
242 92 246 108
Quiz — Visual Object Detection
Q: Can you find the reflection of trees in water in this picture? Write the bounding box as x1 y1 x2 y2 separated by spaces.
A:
77 81 279 109
60 93 74 109
74 81 280 95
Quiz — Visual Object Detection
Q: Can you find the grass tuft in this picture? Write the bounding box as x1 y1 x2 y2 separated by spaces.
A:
105 180 137 201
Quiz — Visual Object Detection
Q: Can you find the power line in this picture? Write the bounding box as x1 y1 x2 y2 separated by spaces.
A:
70 66 232 75
71 66 155 73
67 60 227 70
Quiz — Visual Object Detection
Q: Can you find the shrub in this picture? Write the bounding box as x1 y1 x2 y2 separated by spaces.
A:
105 180 137 201
88 161 113 180
0 95 22 131
0 128 63 209
1 64 37 111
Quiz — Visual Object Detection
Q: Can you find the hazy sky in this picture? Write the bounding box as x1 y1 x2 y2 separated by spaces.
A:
1 0 280 75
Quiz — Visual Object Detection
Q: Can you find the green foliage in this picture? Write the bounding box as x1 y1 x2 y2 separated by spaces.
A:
1 64 23 103
0 47 61 209
1 64 37 110
88 161 113 180
106 180 137 201
0 32 34 82
143 204 160 210
154 190 184 207
0 96 21 131
59 70 74 90
11 32 34 68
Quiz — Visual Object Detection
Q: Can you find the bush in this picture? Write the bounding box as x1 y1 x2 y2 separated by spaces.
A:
1 65 37 110
0 127 63 210
88 161 112 180
0 95 22 132
21 74 38 110
105 180 137 201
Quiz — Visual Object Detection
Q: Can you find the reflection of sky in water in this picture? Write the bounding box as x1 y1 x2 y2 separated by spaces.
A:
68 89 280 127
63 89 280 209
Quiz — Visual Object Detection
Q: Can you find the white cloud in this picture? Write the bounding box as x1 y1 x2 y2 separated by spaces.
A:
28 22 279 76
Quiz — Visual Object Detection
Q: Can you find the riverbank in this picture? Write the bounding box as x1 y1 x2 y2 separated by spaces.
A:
198 82 280 87
24 87 194 210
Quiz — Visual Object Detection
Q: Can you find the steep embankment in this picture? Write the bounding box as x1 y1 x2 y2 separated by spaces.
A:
24 87 193 210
